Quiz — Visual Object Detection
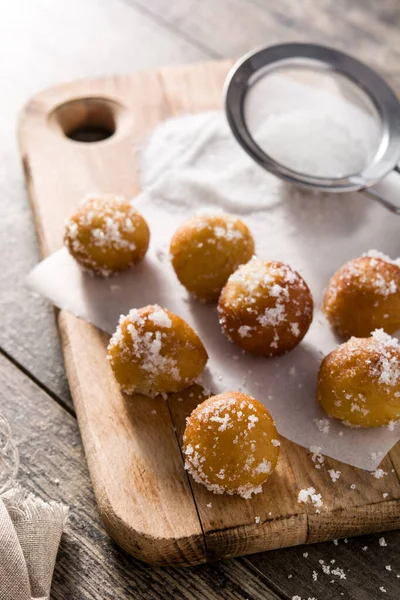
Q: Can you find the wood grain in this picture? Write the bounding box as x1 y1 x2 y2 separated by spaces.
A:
129 0 400 87
18 59 400 567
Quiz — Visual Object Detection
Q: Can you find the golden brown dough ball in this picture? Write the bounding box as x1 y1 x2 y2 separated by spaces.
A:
183 391 280 498
107 304 208 396
170 213 255 301
218 259 313 356
317 329 400 427
323 251 400 338
64 194 150 276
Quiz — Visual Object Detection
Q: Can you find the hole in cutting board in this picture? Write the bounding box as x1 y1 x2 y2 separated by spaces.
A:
50 97 120 143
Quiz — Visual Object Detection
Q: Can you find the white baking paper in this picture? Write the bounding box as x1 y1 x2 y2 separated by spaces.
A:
28 103 400 471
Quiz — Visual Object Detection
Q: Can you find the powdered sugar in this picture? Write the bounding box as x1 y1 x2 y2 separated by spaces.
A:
364 249 400 268
313 418 330 434
238 325 252 338
148 308 172 328
328 469 341 482
297 487 323 508
379 537 387 547
370 329 400 387
252 111 368 178
371 468 387 479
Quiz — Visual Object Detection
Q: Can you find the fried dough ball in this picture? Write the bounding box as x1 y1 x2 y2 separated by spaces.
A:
317 329 400 427
323 251 400 338
218 259 313 356
183 392 280 498
170 213 255 301
64 195 150 276
107 305 208 396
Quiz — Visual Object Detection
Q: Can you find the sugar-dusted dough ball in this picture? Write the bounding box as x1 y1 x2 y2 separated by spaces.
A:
318 329 400 427
218 259 313 356
170 213 255 301
323 251 400 338
107 304 208 396
183 392 280 498
64 194 150 276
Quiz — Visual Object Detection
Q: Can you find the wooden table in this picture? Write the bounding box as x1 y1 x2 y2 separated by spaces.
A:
1 1 399 598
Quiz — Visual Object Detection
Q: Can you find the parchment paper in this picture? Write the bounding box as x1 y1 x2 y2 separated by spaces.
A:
28 105 400 471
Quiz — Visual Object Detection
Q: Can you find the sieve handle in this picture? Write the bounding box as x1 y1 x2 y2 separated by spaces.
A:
362 166 400 215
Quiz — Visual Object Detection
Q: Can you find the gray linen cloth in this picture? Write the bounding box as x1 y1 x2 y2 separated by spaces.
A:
0 487 68 600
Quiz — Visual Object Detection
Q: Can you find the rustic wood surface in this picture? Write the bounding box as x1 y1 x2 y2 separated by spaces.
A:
1 0 400 598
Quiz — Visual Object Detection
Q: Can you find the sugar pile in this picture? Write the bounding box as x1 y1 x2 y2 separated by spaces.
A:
244 71 380 178
28 74 400 470
254 112 368 178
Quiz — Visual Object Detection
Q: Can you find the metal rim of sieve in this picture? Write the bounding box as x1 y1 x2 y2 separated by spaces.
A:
224 43 400 211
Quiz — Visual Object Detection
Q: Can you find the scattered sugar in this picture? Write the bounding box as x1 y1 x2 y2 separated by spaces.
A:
210 413 233 432
254 110 369 178
291 322 300 337
255 516 261 524
238 325 252 338
362 546 368 551
206 502 212 508
370 329 400 387
255 459 272 474
271 438 281 447
379 537 387 547
309 445 325 468
379 587 386 593
385 565 392 571
148 308 172 328
258 304 286 327
328 469 341 482
370 451 383 461
313 418 330 434
364 249 400 267
372 468 387 479
298 487 323 508
318 559 346 580
248 414 258 430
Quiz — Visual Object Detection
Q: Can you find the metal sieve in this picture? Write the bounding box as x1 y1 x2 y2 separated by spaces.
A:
224 43 400 214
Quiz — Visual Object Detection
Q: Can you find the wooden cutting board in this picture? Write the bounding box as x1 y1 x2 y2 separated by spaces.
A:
18 60 400 567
